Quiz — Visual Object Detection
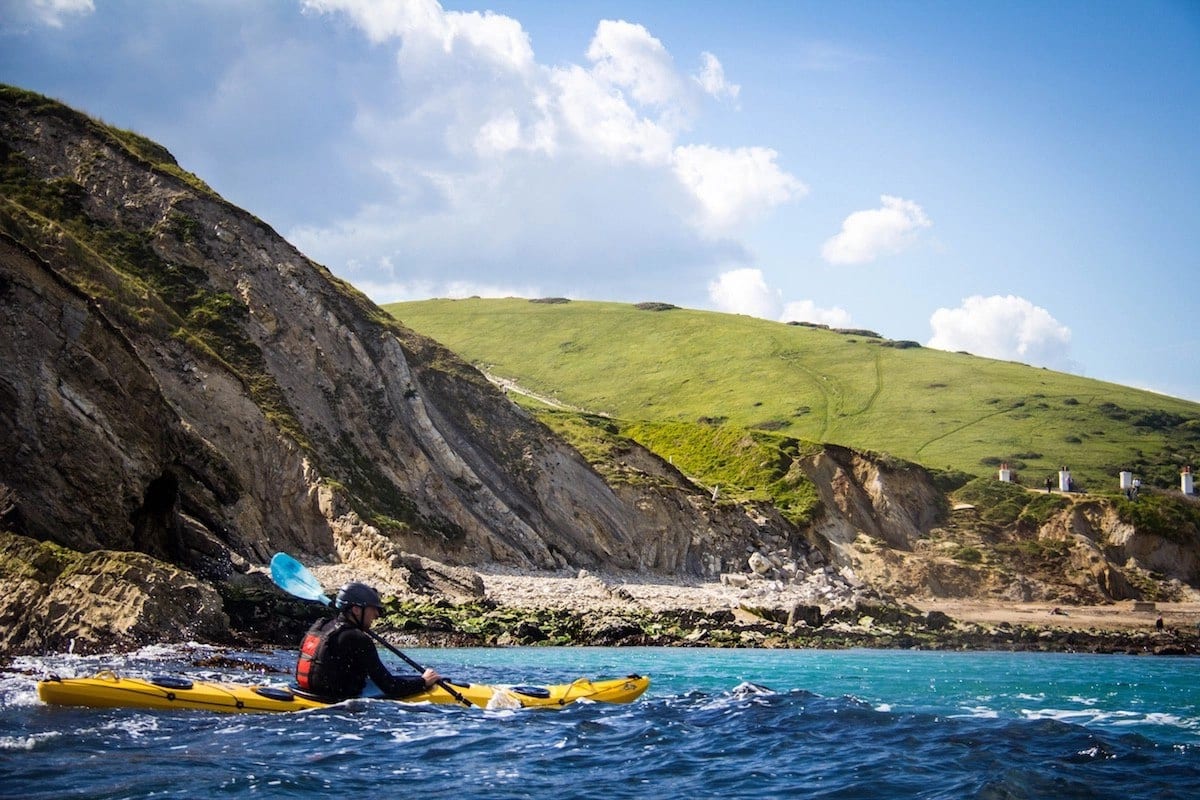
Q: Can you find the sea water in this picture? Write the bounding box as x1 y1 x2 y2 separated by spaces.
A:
2 646 1198 799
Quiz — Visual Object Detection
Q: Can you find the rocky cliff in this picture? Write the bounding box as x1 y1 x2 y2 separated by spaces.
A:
2 87 1197 656
2 86 765 574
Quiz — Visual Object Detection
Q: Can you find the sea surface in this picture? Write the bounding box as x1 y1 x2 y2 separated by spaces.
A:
2 645 1199 799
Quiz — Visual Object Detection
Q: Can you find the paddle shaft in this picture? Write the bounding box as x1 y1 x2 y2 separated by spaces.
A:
363 628 473 707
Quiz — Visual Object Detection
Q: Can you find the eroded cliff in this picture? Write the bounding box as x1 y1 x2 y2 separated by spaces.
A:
2 86 1197 655
0 86 810 615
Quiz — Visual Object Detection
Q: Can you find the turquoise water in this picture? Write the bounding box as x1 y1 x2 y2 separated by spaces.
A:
3 646 1199 798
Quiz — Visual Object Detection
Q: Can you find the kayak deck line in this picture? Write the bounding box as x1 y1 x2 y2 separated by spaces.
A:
36 671 650 713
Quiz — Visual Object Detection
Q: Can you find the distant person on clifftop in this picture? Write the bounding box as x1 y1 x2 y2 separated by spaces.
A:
294 582 441 701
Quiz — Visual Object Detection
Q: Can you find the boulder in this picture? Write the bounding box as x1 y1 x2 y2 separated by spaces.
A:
787 603 823 628
924 610 954 630
748 551 774 575
0 531 230 655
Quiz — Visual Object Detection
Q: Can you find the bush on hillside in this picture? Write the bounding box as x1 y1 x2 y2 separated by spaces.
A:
1115 493 1200 545
929 468 973 493
1131 410 1189 431
1018 493 1070 527
954 477 1032 527
1098 402 1129 420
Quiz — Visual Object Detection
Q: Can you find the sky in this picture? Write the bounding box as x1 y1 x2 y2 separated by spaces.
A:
2 0 1198 402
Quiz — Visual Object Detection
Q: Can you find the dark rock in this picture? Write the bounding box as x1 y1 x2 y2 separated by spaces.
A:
513 620 548 643
924 610 954 630
787 604 823 628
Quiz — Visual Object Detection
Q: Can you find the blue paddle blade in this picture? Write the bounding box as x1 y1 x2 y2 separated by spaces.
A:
270 552 332 605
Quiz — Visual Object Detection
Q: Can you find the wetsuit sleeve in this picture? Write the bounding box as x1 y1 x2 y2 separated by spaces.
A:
352 632 428 698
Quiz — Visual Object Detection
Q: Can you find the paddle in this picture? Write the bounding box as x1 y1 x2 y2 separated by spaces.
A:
269 552 473 707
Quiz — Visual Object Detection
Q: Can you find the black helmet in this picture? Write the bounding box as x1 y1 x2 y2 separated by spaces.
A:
335 581 383 611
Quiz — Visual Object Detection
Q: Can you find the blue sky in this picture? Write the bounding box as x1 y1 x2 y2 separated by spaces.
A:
3 0 1198 402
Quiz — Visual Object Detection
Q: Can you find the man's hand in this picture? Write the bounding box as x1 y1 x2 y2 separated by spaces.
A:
422 668 442 688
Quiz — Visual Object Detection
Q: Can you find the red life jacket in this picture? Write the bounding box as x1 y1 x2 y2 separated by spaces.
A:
295 616 356 696
295 627 323 691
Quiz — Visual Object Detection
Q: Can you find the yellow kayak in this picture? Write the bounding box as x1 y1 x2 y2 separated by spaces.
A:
37 670 650 713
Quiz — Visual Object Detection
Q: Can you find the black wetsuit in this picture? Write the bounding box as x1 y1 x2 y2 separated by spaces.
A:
295 616 426 701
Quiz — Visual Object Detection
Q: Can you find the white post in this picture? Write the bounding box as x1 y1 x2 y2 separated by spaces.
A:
1184 466 1194 496
1120 471 1133 491
1059 467 1072 493
998 462 1012 483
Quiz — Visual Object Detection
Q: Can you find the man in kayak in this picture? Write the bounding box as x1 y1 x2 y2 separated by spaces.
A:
295 581 441 701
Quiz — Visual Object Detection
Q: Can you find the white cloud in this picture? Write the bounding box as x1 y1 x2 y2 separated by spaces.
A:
356 276 544 305
674 145 807 233
708 269 850 327
781 299 852 328
695 52 740 101
291 1 804 300
708 268 781 318
551 62 676 164
822 195 931 265
302 0 534 70
5 0 93 29
927 295 1073 369
586 20 684 110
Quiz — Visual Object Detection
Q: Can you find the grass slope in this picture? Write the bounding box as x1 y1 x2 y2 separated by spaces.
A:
386 298 1200 492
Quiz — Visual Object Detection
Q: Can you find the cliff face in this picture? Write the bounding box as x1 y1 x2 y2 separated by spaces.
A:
0 86 811 589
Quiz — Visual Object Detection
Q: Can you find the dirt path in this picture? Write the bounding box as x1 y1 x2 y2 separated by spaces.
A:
482 370 600 415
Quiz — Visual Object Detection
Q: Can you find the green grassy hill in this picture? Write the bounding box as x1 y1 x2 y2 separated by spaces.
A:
385 298 1200 493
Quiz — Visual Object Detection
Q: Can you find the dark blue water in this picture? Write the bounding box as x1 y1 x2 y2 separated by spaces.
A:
3 646 1198 799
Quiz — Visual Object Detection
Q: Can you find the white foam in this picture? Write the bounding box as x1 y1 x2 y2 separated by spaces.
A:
68 714 165 740
953 706 999 719
1022 707 1106 724
0 681 41 708
1022 706 1199 734
0 731 61 750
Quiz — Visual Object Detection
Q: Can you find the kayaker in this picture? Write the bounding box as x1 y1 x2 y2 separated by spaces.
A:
295 581 441 701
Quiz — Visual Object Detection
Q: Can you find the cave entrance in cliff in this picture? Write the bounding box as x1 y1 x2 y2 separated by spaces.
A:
131 470 183 560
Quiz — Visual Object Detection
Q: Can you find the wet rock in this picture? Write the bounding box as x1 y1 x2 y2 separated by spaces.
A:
586 616 645 644
924 610 954 630
0 531 230 655
1154 644 1188 656
738 602 789 625
513 620 548 643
